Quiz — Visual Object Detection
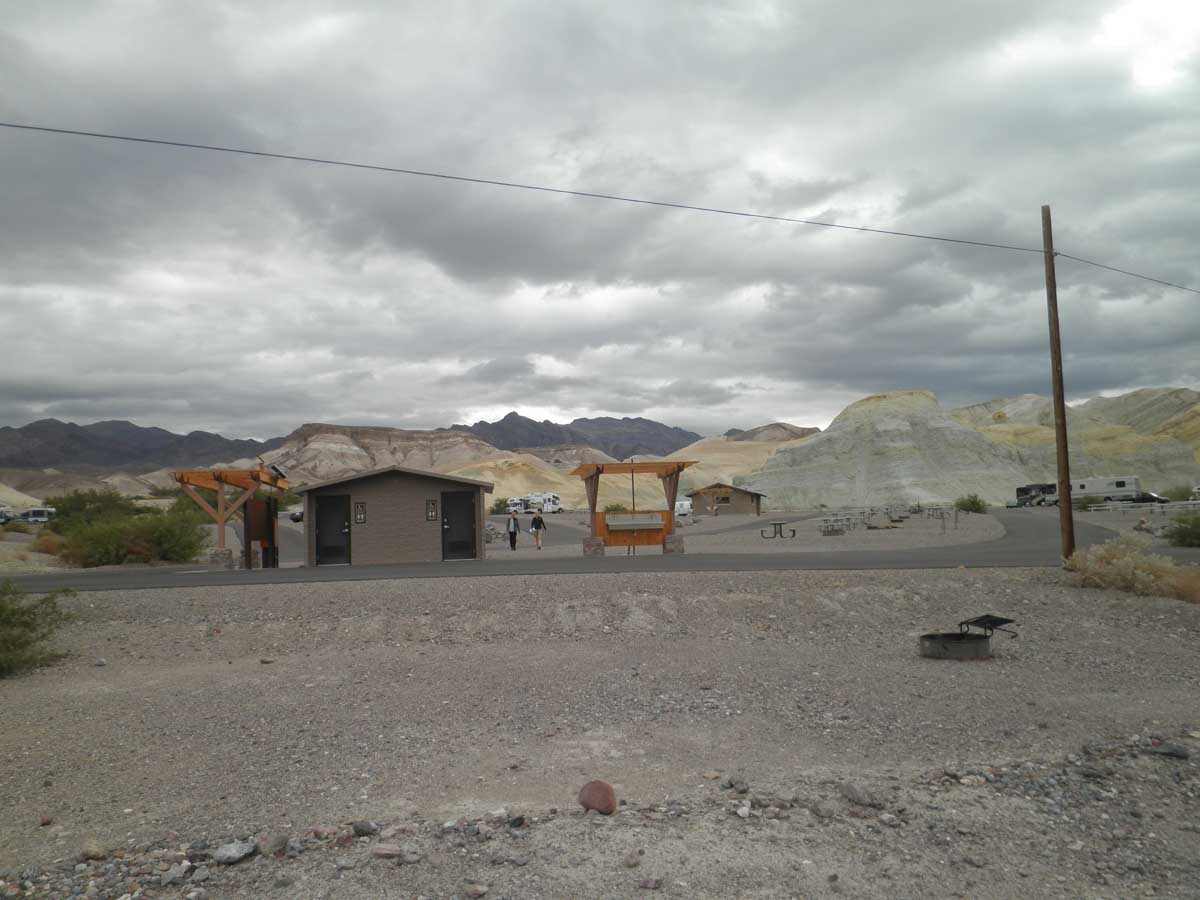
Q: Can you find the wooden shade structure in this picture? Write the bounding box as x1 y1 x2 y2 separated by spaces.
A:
569 461 697 542
172 464 289 550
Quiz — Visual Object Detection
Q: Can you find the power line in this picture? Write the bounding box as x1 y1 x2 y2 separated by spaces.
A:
1055 252 1200 296
1 120 1197 295
0 120 1042 254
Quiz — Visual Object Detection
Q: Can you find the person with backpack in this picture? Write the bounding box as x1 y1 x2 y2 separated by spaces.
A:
530 510 548 550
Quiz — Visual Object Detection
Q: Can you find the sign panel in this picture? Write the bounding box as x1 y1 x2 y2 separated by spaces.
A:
354 501 366 524
605 512 667 531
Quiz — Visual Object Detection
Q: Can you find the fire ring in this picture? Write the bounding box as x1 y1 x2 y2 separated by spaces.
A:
919 631 993 660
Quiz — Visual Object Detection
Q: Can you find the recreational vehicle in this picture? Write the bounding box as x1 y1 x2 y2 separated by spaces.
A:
1071 476 1141 502
525 492 563 513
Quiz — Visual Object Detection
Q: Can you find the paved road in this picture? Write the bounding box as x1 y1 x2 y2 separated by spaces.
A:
9 508 1195 594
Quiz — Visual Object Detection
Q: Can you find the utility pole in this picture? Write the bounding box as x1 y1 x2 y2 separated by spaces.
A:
1042 205 1075 561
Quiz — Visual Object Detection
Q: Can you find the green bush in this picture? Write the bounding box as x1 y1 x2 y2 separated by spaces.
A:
43 489 146 534
60 506 208 567
1164 485 1195 503
490 496 510 515
954 494 987 513
3 520 31 534
145 509 208 562
1165 514 1200 548
603 503 628 513
0 580 74 676
1073 494 1104 511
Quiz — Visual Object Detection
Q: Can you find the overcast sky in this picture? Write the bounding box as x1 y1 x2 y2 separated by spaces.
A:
1 1 1198 439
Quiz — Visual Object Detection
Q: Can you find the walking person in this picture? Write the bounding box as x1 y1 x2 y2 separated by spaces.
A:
507 509 520 551
531 509 548 550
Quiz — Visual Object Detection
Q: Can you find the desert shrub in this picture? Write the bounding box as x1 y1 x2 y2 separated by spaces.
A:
1065 534 1180 597
1164 514 1200 548
490 496 509 515
60 505 207 567
1072 494 1104 511
1174 568 1200 604
0 580 74 676
603 503 628 513
43 489 146 534
954 494 987 513
1164 485 1195 503
31 532 66 556
3 520 31 534
143 510 208 562
148 484 183 498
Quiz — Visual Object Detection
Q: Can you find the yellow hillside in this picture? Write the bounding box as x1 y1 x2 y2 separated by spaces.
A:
666 434 817 492
976 421 1180 459
1155 406 1200 462
446 455 667 509
0 482 42 509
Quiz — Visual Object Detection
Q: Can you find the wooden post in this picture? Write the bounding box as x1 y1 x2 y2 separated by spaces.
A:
584 472 601 537
1042 204 1075 561
215 483 227 550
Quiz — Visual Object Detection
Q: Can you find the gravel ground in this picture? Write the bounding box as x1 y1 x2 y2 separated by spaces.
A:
0 531 63 573
1 568 1199 898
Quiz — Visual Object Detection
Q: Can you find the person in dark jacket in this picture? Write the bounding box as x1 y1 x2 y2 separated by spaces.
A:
530 511 548 550
507 510 520 550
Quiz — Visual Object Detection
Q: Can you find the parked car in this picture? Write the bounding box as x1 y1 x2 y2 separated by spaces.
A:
1135 492 1169 504
289 510 304 523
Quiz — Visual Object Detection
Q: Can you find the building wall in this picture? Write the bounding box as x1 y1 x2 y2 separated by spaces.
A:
692 490 761 516
304 471 486 566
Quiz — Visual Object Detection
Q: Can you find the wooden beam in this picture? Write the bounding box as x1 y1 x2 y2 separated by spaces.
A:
179 483 219 522
225 484 257 519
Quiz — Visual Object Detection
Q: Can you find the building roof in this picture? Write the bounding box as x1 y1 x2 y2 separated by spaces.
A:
295 464 494 494
686 482 767 498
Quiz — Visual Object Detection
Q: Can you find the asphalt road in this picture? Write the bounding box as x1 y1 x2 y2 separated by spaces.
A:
9 508 1196 594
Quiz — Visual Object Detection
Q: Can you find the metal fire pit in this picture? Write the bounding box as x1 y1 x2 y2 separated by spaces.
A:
919 614 1016 661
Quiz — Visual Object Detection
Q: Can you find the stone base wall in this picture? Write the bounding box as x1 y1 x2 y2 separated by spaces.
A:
582 537 605 557
663 534 685 554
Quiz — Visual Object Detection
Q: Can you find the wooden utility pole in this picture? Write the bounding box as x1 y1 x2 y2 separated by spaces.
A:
1042 205 1075 561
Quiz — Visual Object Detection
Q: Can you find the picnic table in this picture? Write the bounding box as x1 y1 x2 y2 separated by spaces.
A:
819 515 852 536
760 520 796 539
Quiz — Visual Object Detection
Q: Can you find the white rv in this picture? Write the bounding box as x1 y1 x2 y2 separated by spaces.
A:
1071 476 1141 502
674 499 693 517
525 492 563 513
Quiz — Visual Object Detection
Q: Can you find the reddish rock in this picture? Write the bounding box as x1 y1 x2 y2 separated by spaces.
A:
39 816 52 827
577 780 617 815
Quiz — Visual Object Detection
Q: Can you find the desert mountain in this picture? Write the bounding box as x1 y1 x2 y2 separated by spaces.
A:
743 392 1033 507
730 422 821 442
514 445 618 468
0 419 284 469
1078 388 1200 435
951 394 1200 486
260 424 508 484
446 454 666 510
447 412 700 460
664 429 820 495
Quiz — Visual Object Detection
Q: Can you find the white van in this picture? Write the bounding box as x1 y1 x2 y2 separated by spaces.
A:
1072 476 1141 502
674 499 693 517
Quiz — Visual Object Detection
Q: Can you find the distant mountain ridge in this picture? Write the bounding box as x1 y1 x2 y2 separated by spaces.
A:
445 411 701 460
0 419 285 469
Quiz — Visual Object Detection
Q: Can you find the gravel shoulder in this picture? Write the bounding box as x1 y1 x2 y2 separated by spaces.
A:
1 568 1198 898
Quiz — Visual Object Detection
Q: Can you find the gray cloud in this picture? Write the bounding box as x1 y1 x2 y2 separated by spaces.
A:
1 0 1197 441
